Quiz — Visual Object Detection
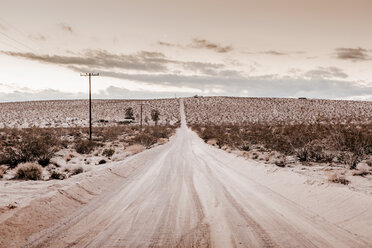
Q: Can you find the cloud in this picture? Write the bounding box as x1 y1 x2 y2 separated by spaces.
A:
28 33 47 41
64 65 372 100
1 49 225 75
158 39 233 53
58 23 74 33
189 39 233 53
0 85 186 102
263 50 287 56
244 50 305 56
0 23 6 31
304 67 348 79
158 41 176 47
335 47 370 61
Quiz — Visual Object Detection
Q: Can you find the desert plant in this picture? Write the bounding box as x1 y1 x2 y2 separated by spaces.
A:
328 173 350 185
102 148 115 158
50 170 66 180
0 128 59 167
151 109 160 126
75 139 97 154
15 163 43 180
125 107 135 120
71 166 83 176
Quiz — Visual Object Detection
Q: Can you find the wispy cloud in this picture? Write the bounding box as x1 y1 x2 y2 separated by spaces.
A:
1 49 225 75
158 41 176 47
188 39 233 53
28 33 47 41
158 39 233 53
0 85 187 102
64 65 372 100
58 23 74 34
304 67 348 79
334 47 370 61
244 50 305 56
0 23 6 31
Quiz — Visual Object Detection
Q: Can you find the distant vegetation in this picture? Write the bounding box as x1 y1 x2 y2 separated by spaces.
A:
0 125 176 180
193 123 372 168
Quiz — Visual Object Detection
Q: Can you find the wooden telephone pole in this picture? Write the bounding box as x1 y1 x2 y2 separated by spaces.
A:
80 72 99 140
140 103 143 131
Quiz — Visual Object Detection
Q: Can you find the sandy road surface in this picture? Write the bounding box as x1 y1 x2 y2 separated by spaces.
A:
2 100 372 247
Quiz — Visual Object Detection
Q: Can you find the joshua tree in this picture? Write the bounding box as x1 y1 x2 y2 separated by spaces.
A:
125 107 135 120
151 109 160 126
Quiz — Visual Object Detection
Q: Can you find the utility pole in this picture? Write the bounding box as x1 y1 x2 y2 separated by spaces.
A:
140 103 143 131
80 72 99 140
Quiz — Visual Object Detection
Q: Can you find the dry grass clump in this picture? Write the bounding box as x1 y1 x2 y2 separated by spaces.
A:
193 123 372 167
328 173 350 185
125 144 146 155
15 163 43 180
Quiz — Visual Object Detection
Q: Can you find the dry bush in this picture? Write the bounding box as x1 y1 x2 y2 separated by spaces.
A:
129 126 174 148
102 148 115 158
0 168 4 178
98 159 106 164
328 173 350 185
70 166 83 176
74 139 97 154
0 128 60 168
49 170 66 180
193 123 372 166
15 163 43 180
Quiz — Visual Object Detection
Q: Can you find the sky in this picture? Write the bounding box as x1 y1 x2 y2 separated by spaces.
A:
0 0 372 102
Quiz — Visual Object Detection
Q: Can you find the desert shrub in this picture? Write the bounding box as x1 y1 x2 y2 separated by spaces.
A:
328 173 350 185
98 159 106 164
15 163 43 180
0 128 60 168
193 123 372 166
75 139 97 154
151 109 160 126
0 168 4 178
71 166 83 176
131 132 157 147
125 107 135 120
102 148 115 158
50 170 66 180
96 126 126 142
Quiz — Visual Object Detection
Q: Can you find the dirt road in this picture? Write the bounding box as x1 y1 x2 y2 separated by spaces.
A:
3 100 372 247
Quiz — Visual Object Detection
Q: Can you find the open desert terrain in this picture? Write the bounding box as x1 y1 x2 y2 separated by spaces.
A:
2 1 372 247
0 97 371 247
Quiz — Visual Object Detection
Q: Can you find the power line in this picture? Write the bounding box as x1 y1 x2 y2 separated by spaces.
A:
0 36 25 52
0 29 37 53
0 17 46 52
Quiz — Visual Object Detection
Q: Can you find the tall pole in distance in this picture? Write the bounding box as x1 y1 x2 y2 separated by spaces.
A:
80 72 99 140
140 103 143 131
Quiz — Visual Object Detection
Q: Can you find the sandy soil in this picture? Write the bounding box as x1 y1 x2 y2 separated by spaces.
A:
184 96 372 125
0 98 180 128
0 100 371 247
